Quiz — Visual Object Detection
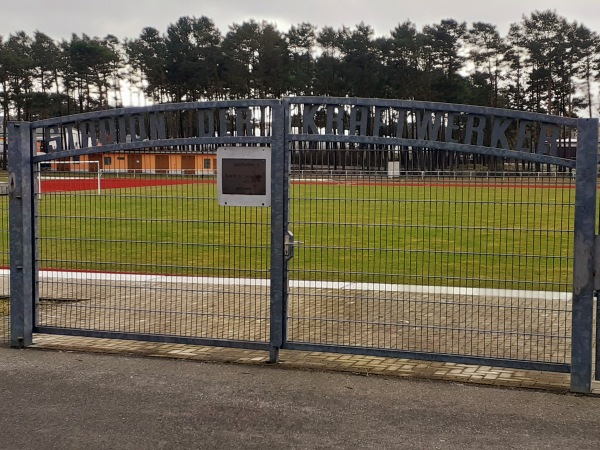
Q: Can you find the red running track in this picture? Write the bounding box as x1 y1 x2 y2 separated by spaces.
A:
39 178 213 193
38 177 579 193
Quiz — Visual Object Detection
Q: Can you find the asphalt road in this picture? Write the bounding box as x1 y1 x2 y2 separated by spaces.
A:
0 347 599 450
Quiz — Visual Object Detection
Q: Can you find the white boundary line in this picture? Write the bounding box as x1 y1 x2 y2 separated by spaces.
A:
0 269 572 301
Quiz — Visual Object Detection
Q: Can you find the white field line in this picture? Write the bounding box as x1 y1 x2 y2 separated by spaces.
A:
38 177 95 180
0 269 572 301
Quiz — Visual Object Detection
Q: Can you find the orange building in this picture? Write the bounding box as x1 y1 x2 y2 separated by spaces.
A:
51 152 217 175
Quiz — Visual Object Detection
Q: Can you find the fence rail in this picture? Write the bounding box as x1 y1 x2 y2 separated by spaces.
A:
292 169 578 180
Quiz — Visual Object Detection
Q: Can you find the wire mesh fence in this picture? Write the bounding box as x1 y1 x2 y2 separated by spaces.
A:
287 151 574 365
1 181 9 344
32 151 576 365
35 159 271 344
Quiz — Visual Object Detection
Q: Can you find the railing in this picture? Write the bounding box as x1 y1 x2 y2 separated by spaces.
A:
291 168 578 180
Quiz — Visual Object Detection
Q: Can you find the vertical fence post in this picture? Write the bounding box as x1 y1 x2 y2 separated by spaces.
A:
571 118 599 393
97 164 101 195
8 122 35 348
269 102 288 363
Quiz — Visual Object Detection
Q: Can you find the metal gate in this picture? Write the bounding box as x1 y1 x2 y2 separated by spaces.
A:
9 100 284 354
7 97 599 393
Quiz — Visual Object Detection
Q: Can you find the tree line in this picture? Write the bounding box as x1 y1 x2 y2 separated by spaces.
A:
1 9 599 168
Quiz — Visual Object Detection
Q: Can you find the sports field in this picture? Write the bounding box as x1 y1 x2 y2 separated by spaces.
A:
0 174 576 291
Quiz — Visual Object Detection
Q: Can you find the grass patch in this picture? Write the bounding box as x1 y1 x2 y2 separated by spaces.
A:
0 179 576 290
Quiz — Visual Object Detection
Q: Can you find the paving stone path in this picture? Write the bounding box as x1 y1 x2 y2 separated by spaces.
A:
1 272 586 393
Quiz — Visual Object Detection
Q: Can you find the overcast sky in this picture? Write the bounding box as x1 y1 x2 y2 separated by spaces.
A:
1 0 599 41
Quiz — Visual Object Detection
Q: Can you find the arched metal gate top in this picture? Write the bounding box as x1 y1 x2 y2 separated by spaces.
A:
27 96 582 169
284 97 580 169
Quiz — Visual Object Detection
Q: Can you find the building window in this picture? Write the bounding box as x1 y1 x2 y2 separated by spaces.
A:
204 158 211 169
104 157 112 166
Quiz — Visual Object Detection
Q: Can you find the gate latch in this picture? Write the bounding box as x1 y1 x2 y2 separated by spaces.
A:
284 230 304 261
284 230 294 261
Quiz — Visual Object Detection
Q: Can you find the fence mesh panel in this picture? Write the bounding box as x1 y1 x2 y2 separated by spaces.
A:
35 160 271 343
1 183 8 344
288 151 574 365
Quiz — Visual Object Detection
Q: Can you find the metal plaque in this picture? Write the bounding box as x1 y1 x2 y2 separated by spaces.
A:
222 158 266 195
217 147 271 206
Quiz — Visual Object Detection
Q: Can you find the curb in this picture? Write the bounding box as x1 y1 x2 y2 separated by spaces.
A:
26 334 600 396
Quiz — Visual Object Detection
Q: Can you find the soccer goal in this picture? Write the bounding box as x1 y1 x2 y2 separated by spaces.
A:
37 160 101 195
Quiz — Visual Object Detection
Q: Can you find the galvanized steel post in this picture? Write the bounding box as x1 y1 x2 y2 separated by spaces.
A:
269 102 288 362
8 122 36 348
571 117 599 393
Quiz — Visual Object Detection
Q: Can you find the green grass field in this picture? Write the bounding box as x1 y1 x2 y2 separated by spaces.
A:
0 180 576 290
289 181 574 290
